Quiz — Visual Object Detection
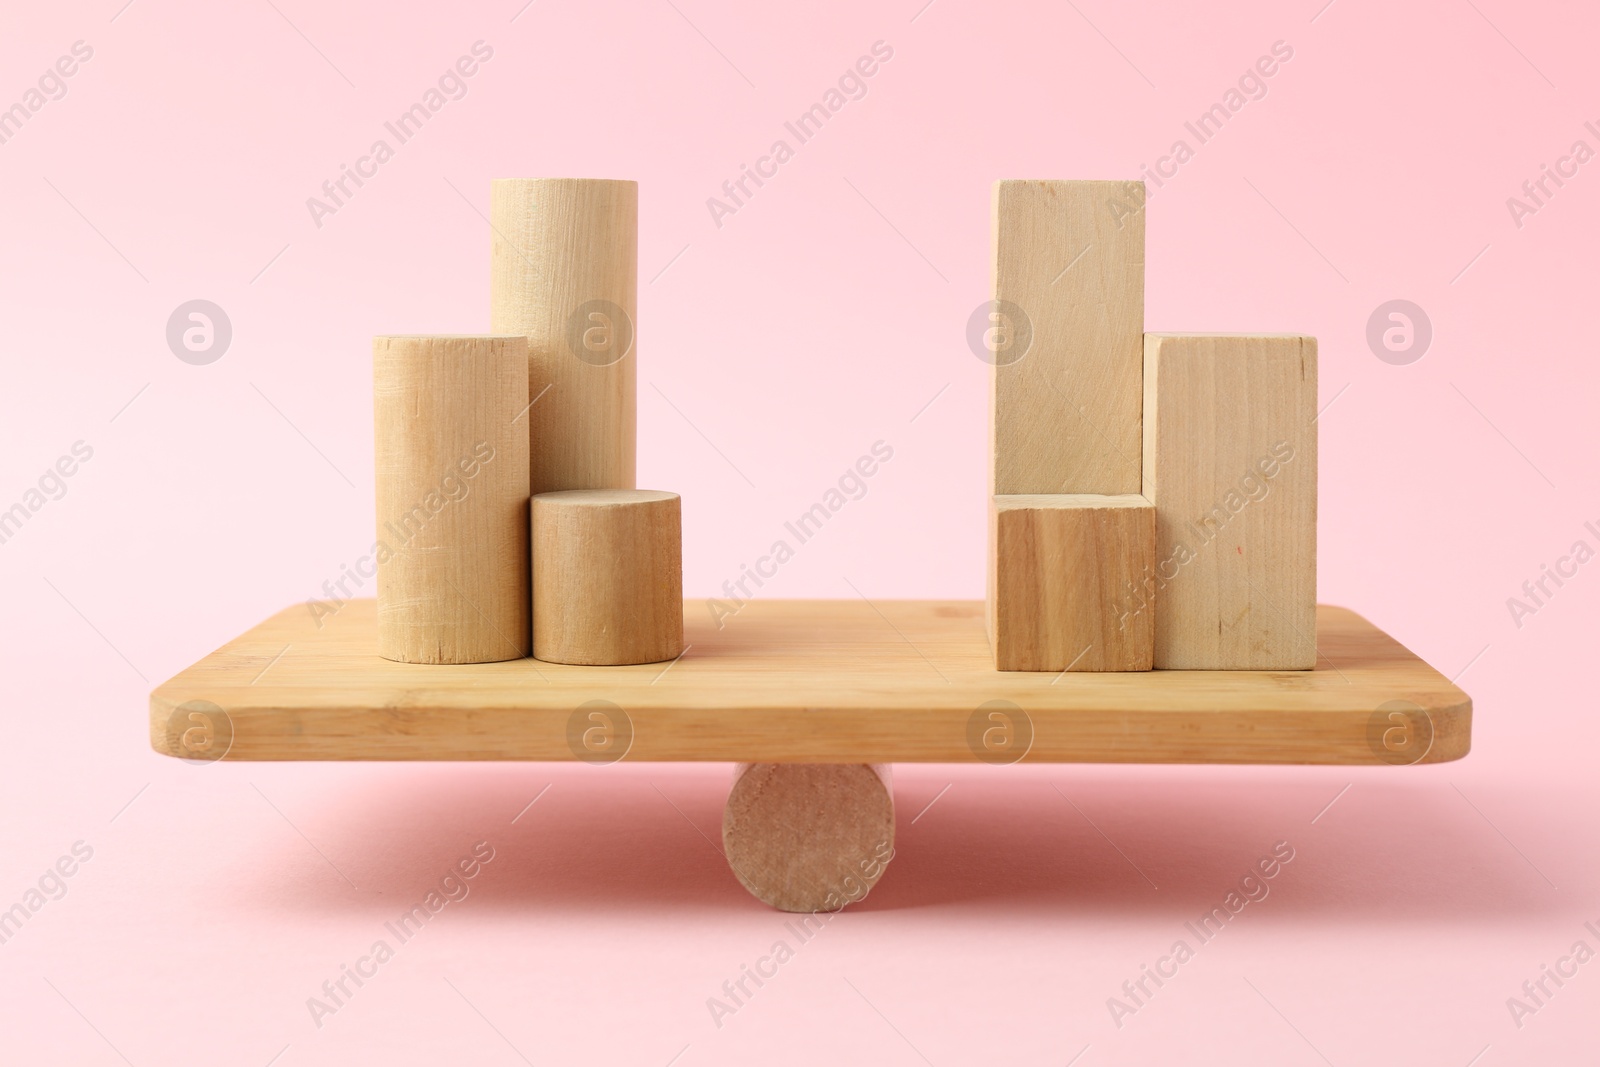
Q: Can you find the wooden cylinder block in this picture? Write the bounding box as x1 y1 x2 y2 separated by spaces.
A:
373 335 530 664
722 763 895 913
530 489 682 665
490 177 638 495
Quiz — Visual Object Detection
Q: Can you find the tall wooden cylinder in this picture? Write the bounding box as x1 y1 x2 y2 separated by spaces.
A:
531 489 682 665
373 335 530 664
490 178 637 494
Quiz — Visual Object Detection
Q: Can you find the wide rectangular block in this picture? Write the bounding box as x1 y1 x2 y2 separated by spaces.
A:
987 494 1155 672
491 177 638 495
1142 334 1318 669
990 179 1145 496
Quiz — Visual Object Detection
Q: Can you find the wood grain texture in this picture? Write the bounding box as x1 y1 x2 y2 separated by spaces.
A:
988 494 1155 672
991 179 1144 495
723 763 894 913
1143 334 1318 669
149 600 1469 765
531 489 683 665
490 178 637 494
373 335 530 664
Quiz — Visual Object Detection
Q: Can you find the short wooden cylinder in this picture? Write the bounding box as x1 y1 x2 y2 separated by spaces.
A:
374 335 530 664
530 489 683 665
722 763 895 913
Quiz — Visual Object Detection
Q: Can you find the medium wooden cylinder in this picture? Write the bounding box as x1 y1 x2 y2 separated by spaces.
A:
530 490 682 665
374 335 530 664
722 764 895 913
490 178 637 495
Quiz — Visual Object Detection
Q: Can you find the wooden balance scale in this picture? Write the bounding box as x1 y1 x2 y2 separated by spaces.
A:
147 178 1473 913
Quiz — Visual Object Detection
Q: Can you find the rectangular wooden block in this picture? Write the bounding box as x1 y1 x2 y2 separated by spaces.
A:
990 179 1145 495
988 494 1155 672
1142 334 1318 669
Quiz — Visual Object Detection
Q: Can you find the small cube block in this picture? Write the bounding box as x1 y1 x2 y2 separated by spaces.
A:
988 494 1156 672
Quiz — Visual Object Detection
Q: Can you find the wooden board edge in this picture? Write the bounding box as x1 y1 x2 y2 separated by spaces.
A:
146 699 1474 766
147 601 1474 767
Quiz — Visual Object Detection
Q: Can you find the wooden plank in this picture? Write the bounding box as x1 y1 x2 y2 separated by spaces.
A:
490 177 637 494
1142 334 1318 669
149 599 1467 765
990 179 1144 495
988 494 1155 672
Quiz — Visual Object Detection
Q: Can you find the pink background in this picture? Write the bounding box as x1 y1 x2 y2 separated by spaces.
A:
2 0 1596 1062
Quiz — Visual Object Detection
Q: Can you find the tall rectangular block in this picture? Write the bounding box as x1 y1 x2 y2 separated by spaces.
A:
1142 334 1318 670
988 494 1156 672
491 177 638 495
990 179 1145 496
